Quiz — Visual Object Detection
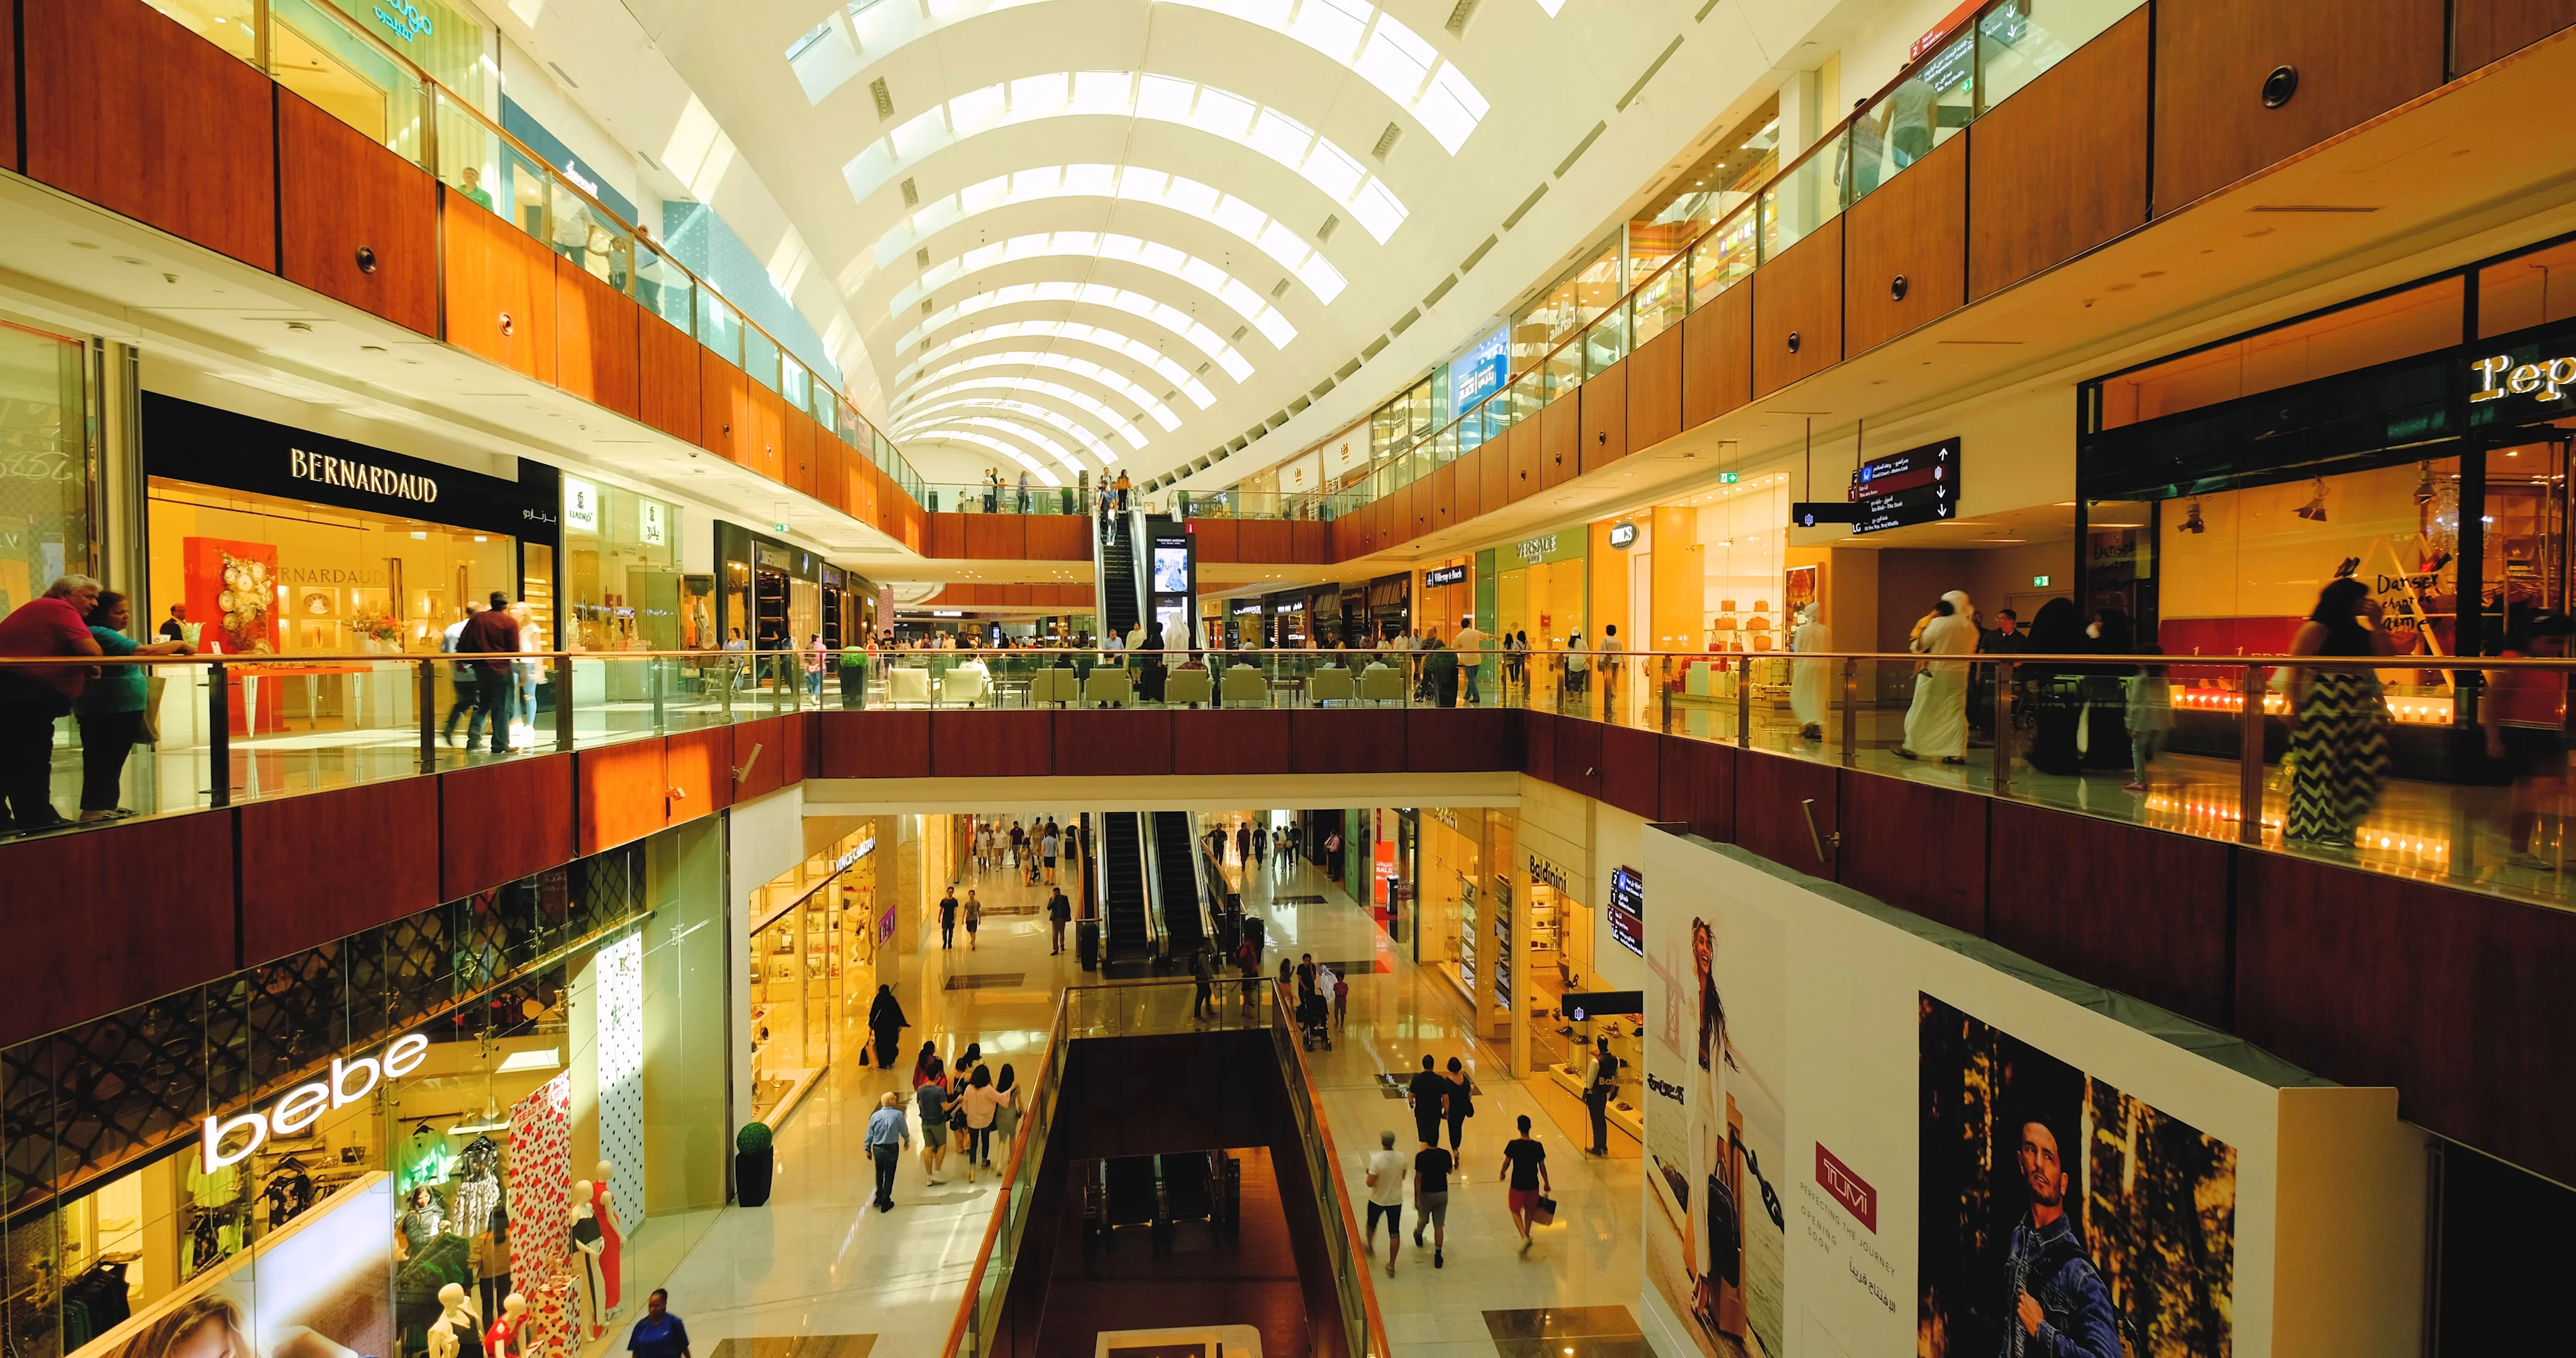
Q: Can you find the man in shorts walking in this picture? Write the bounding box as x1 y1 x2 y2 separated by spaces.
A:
1363 1130 1408 1277
1413 1137 1454 1268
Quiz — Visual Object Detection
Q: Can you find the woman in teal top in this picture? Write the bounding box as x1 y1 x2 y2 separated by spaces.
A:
74 591 190 822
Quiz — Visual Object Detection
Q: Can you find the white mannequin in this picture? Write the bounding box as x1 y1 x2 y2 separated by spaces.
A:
591 1161 625 1317
568 1196 607 1339
430 1283 482 1358
483 1293 527 1358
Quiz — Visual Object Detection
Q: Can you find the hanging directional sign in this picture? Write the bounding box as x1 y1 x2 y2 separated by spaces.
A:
1849 436 1962 534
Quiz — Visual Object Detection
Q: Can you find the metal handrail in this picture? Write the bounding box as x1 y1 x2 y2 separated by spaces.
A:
1269 980 1392 1358
1 645 2542 668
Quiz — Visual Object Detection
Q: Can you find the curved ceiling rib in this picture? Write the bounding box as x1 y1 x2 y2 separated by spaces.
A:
914 415 1095 472
901 370 1181 433
912 350 1206 417
901 284 1257 381
873 164 1347 303
913 426 1065 482
900 399 1126 465
842 71 1410 244
888 232 1298 348
792 0 1489 153
898 322 1223 404
897 377 1155 448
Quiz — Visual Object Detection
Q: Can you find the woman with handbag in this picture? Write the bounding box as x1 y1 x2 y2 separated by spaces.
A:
74 592 190 822
990 1064 1022 1167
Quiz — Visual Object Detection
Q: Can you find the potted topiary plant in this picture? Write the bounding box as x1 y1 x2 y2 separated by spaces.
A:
735 1121 775 1206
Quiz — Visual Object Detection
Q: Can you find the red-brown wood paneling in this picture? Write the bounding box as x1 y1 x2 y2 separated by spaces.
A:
965 514 1026 560
1580 359 1629 475
439 753 575 901
1507 418 1541 504
1054 710 1176 776
699 352 748 462
1453 446 1485 524
1968 8 2151 301
1597 723 1660 817
555 261 643 418
1177 710 1291 773
1523 710 1557 784
2152 0 2445 213
1540 394 1580 491
1431 462 1459 534
930 711 1053 777
1836 770 1989 936
785 409 820 497
1402 708 1521 772
1330 515 1357 563
664 727 731 823
578 738 669 856
1845 134 1967 355
1752 219 1843 398
0 0 16 173
1629 326 1684 453
440 193 558 382
1552 716 1602 799
927 513 967 558
23 0 276 268
1193 517 1240 561
1409 476 1435 542
1289 710 1406 774
1292 520 1330 564
2235 851 2576 1187
276 91 437 334
0 812 236 1047
730 715 786 802
816 711 931 778
638 315 702 443
2455 0 2576 70
1682 283 1753 429
1985 800 2233 1027
1027 516 1092 560
1237 519 1292 564
1657 736 1735 843
854 460 884 528
241 779 438 964
818 434 850 514
1479 432 1511 511
1734 751 1839 880
745 382 787 483
780 711 811 786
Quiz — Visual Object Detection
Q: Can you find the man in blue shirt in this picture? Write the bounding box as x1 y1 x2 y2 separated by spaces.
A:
1998 1119 2119 1358
865 1092 913 1212
626 1289 688 1358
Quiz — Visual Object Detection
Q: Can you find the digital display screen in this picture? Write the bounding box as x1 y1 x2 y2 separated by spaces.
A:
1607 864 1645 956
1152 542 1191 593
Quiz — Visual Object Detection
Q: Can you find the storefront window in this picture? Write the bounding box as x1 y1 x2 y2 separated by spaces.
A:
564 480 681 653
747 823 889 1123
0 322 87 611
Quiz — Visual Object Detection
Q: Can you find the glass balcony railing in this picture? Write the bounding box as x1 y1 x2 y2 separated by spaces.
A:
939 979 1387 1358
139 0 931 506
921 482 1091 515
1201 0 2151 525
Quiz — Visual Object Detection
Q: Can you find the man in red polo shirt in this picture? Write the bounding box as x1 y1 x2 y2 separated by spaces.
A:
0 575 105 833
458 590 522 755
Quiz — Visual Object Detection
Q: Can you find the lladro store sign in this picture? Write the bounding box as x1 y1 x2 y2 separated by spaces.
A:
201 1032 430 1169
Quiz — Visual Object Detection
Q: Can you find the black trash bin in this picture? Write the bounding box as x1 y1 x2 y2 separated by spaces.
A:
1077 919 1100 971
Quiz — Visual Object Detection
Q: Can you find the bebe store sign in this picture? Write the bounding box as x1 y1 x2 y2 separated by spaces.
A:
201 1032 430 1169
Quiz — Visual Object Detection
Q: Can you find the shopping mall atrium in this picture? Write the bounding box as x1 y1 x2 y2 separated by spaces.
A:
1 0 2570 1354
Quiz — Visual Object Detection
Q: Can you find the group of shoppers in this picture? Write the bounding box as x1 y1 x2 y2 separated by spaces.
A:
1362 1105 1553 1274
869 1039 1023 1211
0 576 192 832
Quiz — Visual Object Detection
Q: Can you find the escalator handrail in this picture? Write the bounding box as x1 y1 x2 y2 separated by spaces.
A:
1124 812 1162 961
1150 813 1216 954
1269 981 1392 1357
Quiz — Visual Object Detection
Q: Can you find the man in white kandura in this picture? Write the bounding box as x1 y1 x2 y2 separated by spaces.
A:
1897 588 1979 765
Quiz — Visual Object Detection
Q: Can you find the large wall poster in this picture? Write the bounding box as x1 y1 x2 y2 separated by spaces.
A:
1918 994 2238 1358
75 1174 393 1358
1643 859 1787 1358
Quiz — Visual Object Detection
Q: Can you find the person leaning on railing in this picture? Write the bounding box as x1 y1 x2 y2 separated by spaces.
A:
74 591 193 823
0 575 106 834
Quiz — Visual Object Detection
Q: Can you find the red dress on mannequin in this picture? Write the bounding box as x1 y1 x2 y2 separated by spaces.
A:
590 1179 622 1309
482 1313 518 1358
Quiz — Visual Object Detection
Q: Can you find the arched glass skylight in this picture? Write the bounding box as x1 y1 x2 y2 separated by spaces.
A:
889 232 1297 346
899 400 1124 465
911 426 1065 482
915 414 1099 471
794 1 1487 154
901 368 1182 432
843 72 1410 243
872 164 1346 302
901 282 1257 382
897 377 1154 448
910 350 1204 419
898 323 1223 405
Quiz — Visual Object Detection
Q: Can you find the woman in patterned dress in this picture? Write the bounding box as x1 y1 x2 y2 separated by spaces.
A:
2284 578 2393 846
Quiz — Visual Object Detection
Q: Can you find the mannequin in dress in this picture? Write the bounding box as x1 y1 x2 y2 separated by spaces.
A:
590 1161 625 1314
429 1283 484 1358
482 1293 527 1358
568 1195 607 1340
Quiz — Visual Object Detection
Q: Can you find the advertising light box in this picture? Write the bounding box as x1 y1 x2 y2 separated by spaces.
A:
1636 831 2424 1358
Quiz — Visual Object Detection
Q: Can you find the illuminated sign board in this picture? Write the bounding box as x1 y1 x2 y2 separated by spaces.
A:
1424 564 1467 587
1607 521 1639 549
1848 436 1962 534
203 1033 430 1169
1449 326 1509 413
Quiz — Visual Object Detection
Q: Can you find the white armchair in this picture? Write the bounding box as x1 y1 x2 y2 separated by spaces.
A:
1359 663 1406 704
1082 667 1135 707
1221 665 1269 707
938 663 990 707
1030 666 1077 705
1309 666 1354 705
887 667 931 707
1163 667 1213 707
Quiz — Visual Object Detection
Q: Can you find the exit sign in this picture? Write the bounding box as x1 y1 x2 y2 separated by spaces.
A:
1719 472 1740 483
2031 574 2051 587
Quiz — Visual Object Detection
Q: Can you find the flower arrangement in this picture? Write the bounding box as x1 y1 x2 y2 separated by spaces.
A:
350 607 403 643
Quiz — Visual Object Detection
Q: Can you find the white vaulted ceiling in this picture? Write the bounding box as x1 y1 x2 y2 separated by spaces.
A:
567 0 1838 487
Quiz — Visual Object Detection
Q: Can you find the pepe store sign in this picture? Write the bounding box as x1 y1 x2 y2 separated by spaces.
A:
201 1032 430 1169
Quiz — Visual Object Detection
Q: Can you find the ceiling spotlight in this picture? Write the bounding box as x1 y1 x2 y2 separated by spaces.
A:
2182 498 2207 534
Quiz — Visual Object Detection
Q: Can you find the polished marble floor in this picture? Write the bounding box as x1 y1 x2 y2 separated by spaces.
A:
634 812 1643 1357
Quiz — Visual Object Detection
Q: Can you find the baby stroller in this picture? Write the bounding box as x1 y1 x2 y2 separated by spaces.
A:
1297 988 1332 1051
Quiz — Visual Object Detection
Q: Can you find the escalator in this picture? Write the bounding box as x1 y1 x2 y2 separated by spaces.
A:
1099 812 1154 969
1094 511 1145 642
1148 811 1209 959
